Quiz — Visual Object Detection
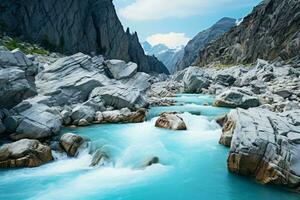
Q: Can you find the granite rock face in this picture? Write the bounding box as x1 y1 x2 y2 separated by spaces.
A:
0 0 169 74
195 0 300 66
36 53 112 106
220 108 300 191
0 48 37 108
0 139 52 168
9 100 62 140
176 17 236 71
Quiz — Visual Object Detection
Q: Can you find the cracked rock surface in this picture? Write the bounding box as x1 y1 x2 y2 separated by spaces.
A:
220 108 300 191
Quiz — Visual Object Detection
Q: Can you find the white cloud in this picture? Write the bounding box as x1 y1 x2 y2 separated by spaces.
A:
146 32 190 49
118 0 250 21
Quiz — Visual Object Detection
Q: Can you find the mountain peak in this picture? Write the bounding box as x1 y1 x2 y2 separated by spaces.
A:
195 0 300 66
0 0 169 74
175 17 236 71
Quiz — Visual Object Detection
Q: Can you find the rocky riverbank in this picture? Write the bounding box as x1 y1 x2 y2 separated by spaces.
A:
0 38 299 192
0 45 167 167
160 58 300 192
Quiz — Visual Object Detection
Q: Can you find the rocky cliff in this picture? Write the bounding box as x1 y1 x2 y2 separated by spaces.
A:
176 17 236 71
0 0 169 74
195 0 300 66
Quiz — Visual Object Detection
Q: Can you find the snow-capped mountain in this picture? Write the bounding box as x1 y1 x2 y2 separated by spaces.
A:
142 42 184 74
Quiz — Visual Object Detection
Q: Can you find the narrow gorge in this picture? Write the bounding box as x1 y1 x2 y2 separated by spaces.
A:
0 0 299 199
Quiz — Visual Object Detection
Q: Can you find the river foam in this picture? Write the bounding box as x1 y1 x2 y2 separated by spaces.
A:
0 94 298 200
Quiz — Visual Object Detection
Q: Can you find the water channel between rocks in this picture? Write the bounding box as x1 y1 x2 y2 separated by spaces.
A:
0 94 298 200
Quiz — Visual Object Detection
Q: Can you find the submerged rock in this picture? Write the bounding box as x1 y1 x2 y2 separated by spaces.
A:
220 108 300 191
155 112 187 130
59 133 85 157
0 139 52 168
140 156 159 168
214 87 260 109
90 149 110 167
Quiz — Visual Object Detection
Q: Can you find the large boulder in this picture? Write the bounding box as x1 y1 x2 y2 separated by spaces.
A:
183 67 210 93
121 72 152 92
36 53 112 106
214 73 236 86
0 48 38 109
0 48 37 75
89 84 148 110
155 112 187 130
105 60 137 80
220 108 300 191
0 139 52 168
60 109 72 125
214 87 260 109
9 100 62 140
59 133 85 157
147 80 183 98
71 105 95 125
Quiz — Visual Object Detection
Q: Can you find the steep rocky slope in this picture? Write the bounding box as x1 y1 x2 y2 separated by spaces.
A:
195 0 300 66
0 0 168 74
176 17 236 71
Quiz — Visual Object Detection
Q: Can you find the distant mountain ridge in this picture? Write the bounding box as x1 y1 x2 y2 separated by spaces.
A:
175 17 236 71
195 0 300 66
142 42 184 74
0 0 169 74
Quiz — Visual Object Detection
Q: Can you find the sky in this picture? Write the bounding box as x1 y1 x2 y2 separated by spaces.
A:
114 0 262 48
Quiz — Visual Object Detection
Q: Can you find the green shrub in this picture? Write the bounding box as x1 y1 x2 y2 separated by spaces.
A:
1 37 49 55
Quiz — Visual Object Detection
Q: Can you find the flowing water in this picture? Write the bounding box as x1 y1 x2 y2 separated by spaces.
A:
0 94 299 200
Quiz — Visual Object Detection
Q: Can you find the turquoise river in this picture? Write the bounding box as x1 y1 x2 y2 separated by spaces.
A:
0 94 299 200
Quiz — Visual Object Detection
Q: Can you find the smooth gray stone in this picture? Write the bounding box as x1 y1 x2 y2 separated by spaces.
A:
106 60 137 80
214 87 260 109
183 67 210 93
89 84 148 110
